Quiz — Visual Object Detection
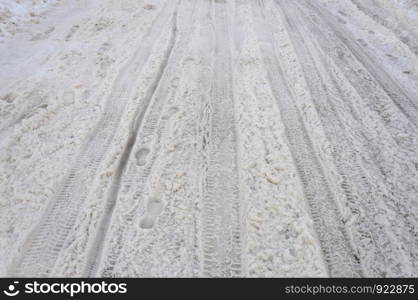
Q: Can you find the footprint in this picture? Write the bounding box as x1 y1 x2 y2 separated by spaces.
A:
135 148 150 166
147 197 164 215
139 197 164 229
140 216 155 229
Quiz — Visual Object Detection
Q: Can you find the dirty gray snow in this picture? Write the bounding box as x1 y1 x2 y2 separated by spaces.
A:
0 0 417 277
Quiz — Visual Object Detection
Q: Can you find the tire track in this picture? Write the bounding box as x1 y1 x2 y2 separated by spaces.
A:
298 0 418 276
9 2 177 277
3 0 418 278
308 2 418 127
280 0 402 277
84 5 180 277
296 1 418 174
305 0 418 214
279 0 418 276
201 0 242 277
91 0 203 276
350 0 418 56
253 0 362 277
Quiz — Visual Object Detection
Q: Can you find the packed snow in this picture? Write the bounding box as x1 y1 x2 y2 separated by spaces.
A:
0 0 417 277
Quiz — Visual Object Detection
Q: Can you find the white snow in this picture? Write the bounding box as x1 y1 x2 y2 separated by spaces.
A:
0 0 417 277
0 0 61 38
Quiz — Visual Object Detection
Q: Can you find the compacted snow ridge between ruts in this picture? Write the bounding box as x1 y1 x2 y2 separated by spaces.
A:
0 0 417 277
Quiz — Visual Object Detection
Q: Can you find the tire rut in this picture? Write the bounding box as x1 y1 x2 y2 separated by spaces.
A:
350 0 418 57
92 0 202 276
280 0 418 276
84 5 180 277
200 0 242 277
255 0 362 277
9 2 178 277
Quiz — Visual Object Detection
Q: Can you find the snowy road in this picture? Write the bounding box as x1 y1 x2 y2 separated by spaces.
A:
0 0 417 277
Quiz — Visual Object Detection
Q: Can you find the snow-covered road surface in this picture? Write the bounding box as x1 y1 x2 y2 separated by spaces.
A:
0 0 417 277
